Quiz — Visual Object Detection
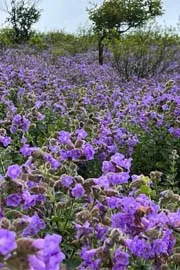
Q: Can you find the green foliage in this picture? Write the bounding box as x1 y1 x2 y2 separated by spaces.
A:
88 0 163 35
45 30 76 46
0 28 16 47
28 32 47 49
111 25 180 79
7 0 41 43
131 126 180 189
88 0 163 64
0 27 97 53
163 150 180 193
46 29 97 56
77 156 102 179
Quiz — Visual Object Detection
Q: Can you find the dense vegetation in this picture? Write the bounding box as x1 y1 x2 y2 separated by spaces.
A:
0 2 180 269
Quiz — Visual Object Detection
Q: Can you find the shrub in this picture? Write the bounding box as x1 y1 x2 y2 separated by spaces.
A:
131 126 180 189
111 25 180 80
28 32 47 50
0 28 16 47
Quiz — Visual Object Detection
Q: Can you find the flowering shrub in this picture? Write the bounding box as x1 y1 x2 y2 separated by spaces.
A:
0 48 180 269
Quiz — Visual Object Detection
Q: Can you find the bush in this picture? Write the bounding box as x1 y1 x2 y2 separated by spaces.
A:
131 126 180 190
46 28 97 56
111 25 180 80
28 32 47 50
0 28 16 47
44 30 75 46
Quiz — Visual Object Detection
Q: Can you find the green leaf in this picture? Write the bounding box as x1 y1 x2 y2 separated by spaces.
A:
51 216 62 223
140 185 152 196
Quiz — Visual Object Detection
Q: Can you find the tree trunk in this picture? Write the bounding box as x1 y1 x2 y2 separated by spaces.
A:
98 37 104 65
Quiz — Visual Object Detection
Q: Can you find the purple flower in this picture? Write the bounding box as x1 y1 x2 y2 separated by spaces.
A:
112 212 134 233
13 114 21 125
81 247 101 270
81 248 97 261
126 237 153 259
61 175 73 188
113 248 129 270
20 144 36 157
35 101 43 109
21 117 31 131
12 114 30 132
71 183 85 198
102 161 115 173
162 229 176 254
108 172 130 185
162 104 169 111
23 213 46 236
36 112 45 120
82 143 95 160
0 229 17 256
169 127 180 138
94 175 109 189
152 239 168 256
106 196 122 209
29 234 65 270
20 144 35 157
6 193 22 207
22 190 45 209
95 224 108 241
21 136 27 144
0 174 3 182
7 164 22 180
60 149 69 160
45 154 61 170
75 221 93 239
75 128 87 140
111 153 124 165
69 149 82 160
0 136 11 147
118 158 132 171
111 153 132 171
58 130 71 144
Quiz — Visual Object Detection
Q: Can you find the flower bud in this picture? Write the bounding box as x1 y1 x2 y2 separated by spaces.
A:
56 202 66 209
0 217 10 229
28 174 44 183
160 190 174 199
109 228 123 245
172 194 180 202
76 210 90 223
6 210 23 219
130 179 146 188
150 170 163 181
31 149 45 160
105 189 119 196
0 128 6 136
102 217 111 226
30 185 46 194
145 228 162 240
75 140 84 148
74 175 84 184
12 218 29 233
16 238 38 255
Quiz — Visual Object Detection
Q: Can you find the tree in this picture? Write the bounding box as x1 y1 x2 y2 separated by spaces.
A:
88 0 164 65
4 0 41 42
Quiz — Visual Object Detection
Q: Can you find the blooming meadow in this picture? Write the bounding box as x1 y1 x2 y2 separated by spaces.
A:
0 47 180 270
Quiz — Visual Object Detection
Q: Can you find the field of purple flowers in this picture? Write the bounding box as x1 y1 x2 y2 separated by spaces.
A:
0 47 180 270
